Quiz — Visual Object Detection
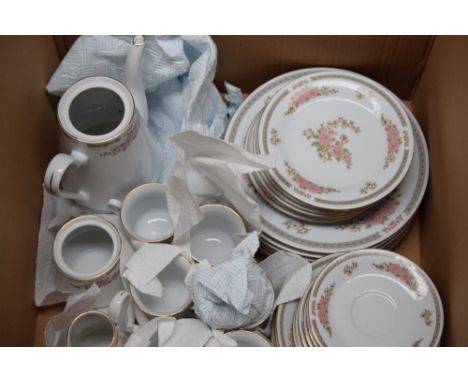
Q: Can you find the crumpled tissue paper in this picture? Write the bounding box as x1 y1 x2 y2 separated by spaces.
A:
45 284 101 347
123 243 183 298
125 317 236 347
166 130 274 251
185 232 274 330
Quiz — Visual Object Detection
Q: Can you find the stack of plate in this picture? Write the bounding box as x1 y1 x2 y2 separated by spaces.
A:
225 68 429 259
272 249 443 347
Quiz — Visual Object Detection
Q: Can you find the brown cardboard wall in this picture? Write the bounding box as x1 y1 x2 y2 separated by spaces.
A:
412 36 468 346
0 36 60 345
50 36 433 100
212 36 433 99
1 35 464 346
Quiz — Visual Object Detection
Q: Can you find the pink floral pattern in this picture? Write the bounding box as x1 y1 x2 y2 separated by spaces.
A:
284 160 339 196
286 86 338 115
337 190 401 232
381 114 402 169
303 117 361 170
373 261 418 292
317 283 335 338
100 121 139 157
71 269 119 290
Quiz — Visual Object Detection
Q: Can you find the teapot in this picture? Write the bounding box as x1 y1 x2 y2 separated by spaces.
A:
44 35 161 211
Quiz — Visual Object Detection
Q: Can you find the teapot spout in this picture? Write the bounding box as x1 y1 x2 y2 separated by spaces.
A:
124 35 148 124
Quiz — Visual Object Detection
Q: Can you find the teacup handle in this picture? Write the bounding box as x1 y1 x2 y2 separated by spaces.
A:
108 198 122 214
108 290 135 333
44 151 89 203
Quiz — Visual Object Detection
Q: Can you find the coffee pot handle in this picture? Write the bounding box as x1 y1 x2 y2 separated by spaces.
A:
44 151 89 203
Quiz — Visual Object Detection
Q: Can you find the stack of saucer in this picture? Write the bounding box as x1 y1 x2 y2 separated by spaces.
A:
272 249 443 347
225 68 429 259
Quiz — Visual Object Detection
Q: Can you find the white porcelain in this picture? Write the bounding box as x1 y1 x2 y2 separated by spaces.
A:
53 215 121 290
190 204 246 264
226 330 272 347
130 255 192 317
67 310 117 347
44 36 161 211
308 249 444 346
257 71 414 211
225 68 429 257
108 290 135 333
109 182 174 243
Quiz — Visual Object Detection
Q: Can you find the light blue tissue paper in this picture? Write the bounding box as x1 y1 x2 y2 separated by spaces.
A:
46 35 243 181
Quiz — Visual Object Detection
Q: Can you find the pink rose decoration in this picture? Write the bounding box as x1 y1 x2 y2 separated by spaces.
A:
318 299 328 322
305 88 317 99
297 177 321 193
318 132 332 146
387 127 400 140
331 144 344 159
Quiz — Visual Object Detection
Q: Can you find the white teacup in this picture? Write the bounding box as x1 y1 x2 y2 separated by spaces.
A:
225 330 272 347
53 215 121 290
190 204 246 264
108 182 174 243
67 310 117 347
130 255 192 317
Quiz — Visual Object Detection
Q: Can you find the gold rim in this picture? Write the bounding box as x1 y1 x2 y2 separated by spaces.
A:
130 255 193 317
120 182 175 243
190 203 247 263
59 76 136 147
67 310 117 347
55 215 122 282
308 250 443 347
225 329 273 347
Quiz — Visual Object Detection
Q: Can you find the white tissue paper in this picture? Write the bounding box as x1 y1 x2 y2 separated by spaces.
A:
185 232 275 330
259 251 313 307
123 243 182 298
166 130 274 250
44 284 101 347
125 317 236 347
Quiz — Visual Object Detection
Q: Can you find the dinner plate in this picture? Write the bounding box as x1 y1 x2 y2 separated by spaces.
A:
225 68 429 256
256 71 414 211
307 249 443 346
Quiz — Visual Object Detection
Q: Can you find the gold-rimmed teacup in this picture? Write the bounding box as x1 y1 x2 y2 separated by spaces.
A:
190 204 247 264
129 255 193 317
67 310 117 347
108 182 174 244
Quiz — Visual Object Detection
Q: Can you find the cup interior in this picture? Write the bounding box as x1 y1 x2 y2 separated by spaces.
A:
190 205 246 264
68 312 115 347
122 184 174 242
61 224 115 276
131 256 191 316
68 87 124 136
226 330 271 347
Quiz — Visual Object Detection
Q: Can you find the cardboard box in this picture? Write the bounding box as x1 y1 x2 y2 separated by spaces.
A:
0 36 466 346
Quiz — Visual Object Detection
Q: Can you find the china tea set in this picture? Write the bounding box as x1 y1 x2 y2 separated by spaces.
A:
43 36 443 347
44 36 260 347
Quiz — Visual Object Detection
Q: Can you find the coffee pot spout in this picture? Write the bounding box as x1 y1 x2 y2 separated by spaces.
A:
124 35 148 124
